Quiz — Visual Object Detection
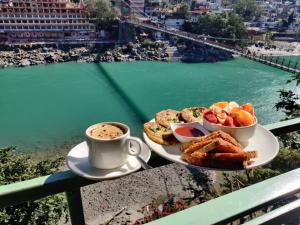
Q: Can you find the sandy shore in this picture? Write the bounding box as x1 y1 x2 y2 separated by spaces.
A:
247 41 300 56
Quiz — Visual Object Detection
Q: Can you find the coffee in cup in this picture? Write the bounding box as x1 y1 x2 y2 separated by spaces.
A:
86 122 142 169
89 124 124 140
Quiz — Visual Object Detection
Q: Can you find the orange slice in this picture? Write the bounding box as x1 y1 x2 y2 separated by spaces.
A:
211 101 229 109
234 110 255 127
230 107 241 113
242 103 255 116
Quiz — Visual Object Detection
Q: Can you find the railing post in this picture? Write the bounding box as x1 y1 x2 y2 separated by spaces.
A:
66 188 85 225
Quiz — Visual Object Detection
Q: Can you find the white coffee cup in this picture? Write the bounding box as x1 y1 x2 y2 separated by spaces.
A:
86 122 142 169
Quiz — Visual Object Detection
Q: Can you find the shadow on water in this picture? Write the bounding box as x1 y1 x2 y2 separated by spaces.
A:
94 63 149 124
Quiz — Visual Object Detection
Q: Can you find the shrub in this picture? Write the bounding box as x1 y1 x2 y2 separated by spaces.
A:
0 147 68 225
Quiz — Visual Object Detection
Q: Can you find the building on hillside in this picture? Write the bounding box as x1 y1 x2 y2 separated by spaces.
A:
0 0 96 45
290 0 300 30
165 15 185 29
190 7 210 23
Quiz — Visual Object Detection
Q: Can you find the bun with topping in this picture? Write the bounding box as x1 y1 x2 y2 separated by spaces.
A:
144 121 178 145
155 109 181 128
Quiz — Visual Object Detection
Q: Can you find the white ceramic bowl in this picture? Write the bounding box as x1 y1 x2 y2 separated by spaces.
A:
170 122 209 143
203 118 257 145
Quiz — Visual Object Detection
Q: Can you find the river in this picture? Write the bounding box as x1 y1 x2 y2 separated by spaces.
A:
0 58 293 153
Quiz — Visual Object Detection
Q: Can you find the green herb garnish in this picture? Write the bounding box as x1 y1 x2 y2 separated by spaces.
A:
193 109 201 118
150 126 160 133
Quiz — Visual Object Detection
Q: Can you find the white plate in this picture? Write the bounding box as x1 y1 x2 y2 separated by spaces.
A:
66 141 151 180
143 123 279 170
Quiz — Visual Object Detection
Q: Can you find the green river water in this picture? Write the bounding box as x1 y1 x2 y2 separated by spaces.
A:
0 58 293 153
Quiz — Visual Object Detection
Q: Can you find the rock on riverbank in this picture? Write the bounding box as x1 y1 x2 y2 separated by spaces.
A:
0 41 170 68
0 41 233 68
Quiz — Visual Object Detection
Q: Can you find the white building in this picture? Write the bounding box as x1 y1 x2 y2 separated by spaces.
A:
165 18 185 29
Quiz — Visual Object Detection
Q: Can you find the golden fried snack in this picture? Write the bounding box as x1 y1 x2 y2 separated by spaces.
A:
181 131 237 152
181 107 206 123
245 151 257 159
180 129 258 169
181 153 244 169
180 137 208 151
213 138 243 153
181 141 198 152
182 137 242 155
155 109 181 128
144 121 178 145
204 130 242 148
181 139 214 154
191 152 253 162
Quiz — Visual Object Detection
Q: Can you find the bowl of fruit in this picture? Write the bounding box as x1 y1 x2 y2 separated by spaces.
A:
203 101 257 145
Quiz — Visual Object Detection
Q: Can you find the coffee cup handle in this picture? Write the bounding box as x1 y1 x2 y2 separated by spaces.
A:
126 137 142 156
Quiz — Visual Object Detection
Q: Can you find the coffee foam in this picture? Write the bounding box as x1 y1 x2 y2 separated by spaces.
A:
89 124 124 140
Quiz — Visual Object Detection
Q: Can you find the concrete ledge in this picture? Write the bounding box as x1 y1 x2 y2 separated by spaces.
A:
80 163 215 225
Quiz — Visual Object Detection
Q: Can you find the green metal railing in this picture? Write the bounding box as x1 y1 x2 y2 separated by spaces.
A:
147 168 300 225
1 118 300 225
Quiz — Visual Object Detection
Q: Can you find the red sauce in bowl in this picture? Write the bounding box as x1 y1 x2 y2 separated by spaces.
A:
175 126 204 137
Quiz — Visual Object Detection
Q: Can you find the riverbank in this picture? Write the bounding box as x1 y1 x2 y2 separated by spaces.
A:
247 41 300 56
0 41 233 68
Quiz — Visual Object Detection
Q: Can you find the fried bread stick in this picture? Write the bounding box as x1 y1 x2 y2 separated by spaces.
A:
191 151 256 162
183 138 243 154
181 130 242 154
182 153 245 169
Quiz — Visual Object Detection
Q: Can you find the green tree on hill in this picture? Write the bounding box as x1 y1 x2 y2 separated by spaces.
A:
85 0 117 19
85 0 120 30
179 2 191 19
281 12 295 31
194 13 247 44
232 0 262 21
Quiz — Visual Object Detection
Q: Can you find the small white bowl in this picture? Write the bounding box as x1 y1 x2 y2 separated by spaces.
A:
170 122 209 143
203 118 257 145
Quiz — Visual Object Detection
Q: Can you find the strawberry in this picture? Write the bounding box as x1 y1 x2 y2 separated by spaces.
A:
203 109 212 115
223 116 235 127
204 112 218 124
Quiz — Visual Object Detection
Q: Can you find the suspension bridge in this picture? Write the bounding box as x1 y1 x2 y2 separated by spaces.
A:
126 20 299 73
121 0 300 74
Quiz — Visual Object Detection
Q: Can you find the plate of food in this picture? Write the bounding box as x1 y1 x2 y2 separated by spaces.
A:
143 101 279 170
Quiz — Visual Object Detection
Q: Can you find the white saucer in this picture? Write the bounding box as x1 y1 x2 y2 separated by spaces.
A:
66 141 151 180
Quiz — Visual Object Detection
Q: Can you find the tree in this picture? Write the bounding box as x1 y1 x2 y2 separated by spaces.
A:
85 0 115 19
194 13 247 44
196 14 226 36
233 0 262 22
182 20 193 32
85 0 119 30
225 12 248 40
179 2 191 19
0 147 67 225
275 73 300 119
288 12 295 25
